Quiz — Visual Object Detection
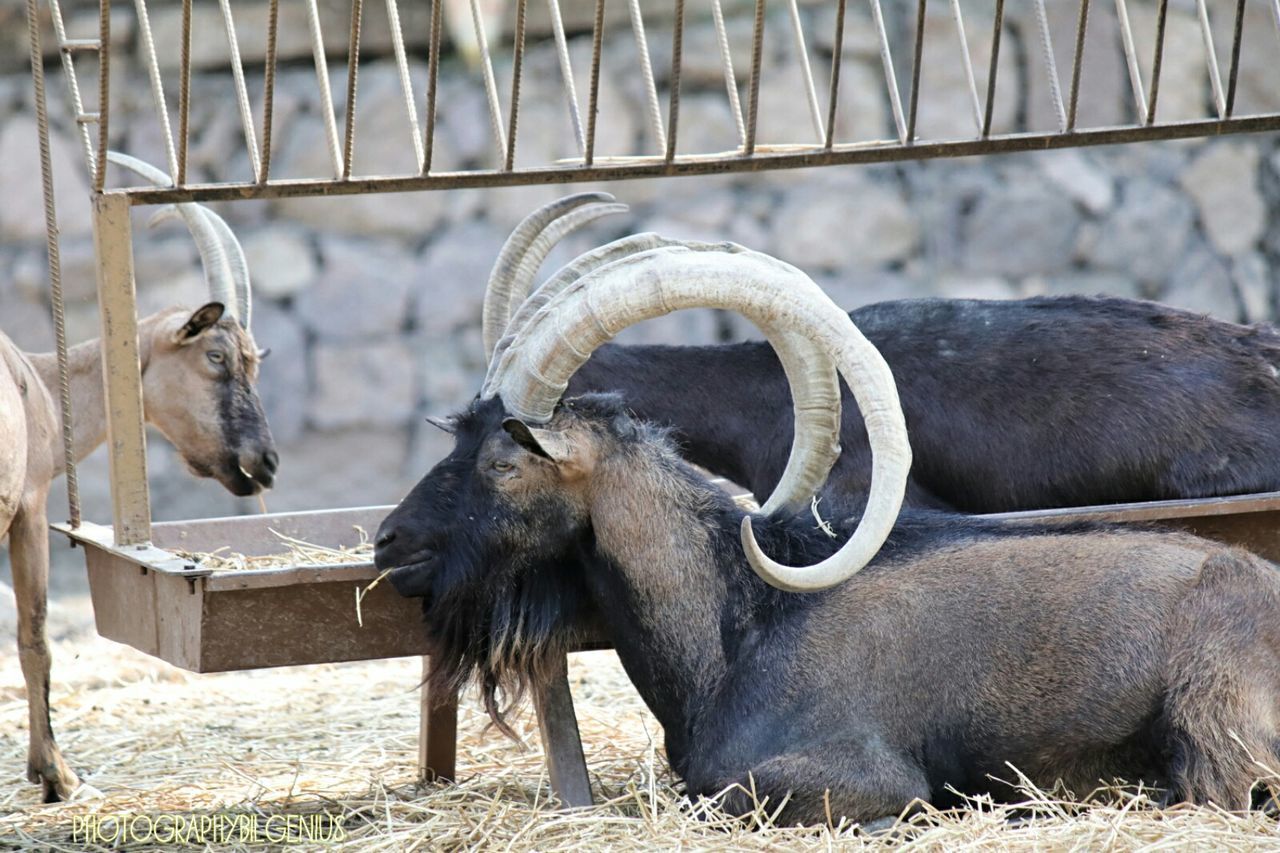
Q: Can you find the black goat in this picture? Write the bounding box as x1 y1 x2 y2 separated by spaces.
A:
380 241 1280 824
569 295 1280 511
377 393 1280 824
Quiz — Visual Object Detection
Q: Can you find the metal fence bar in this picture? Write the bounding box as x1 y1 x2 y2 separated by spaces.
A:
869 0 906 143
342 0 365 178
177 0 192 185
1195 0 1225 118
665 0 685 162
948 0 984 136
981 0 1005 138
906 0 927 142
260 0 280 181
744 0 766 154
386 0 425 171
1114 0 1148 123
712 0 746 148
47 0 97 173
1225 0 1246 118
1066 0 1091 132
824 0 848 149
118 114 1280 205
1145 0 1169 126
787 0 824 141
1033 0 1066 131
548 0 586 157
26 0 81 527
133 0 178 177
505 0 528 171
217 0 262 180
93 0 111 192
422 0 443 172
628 0 667 151
471 0 509 160
585 0 605 165
305 0 344 178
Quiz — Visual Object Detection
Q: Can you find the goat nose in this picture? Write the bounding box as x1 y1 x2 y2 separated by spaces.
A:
376 529 397 549
262 450 279 474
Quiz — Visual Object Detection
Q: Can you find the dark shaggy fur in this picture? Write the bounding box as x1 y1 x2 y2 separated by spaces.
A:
568 295 1280 510
378 394 1280 824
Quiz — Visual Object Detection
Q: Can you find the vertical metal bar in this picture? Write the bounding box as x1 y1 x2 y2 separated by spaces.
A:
93 194 152 546
548 0 586 157
260 0 280 181
627 0 666 152
744 0 767 155
949 0 984 135
1225 0 1247 118
787 0 824 142
1195 0 1225 118
505 0 528 171
27 0 81 526
217 0 262 180
471 0 508 160
94 0 111 192
665 0 685 163
177 0 192 186
906 0 927 143
712 0 746 148
1066 0 1091 132
417 658 457 782
981 0 1005 138
1114 0 1148 123
825 0 849 149
48 0 97 173
1145 0 1168 126
134 0 178 178
585 0 605 165
868 0 907 143
386 0 425 171
422 0 444 173
342 0 365 179
1033 0 1066 131
306 0 344 178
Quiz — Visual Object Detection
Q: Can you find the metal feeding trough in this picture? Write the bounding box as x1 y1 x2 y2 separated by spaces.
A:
53 506 425 673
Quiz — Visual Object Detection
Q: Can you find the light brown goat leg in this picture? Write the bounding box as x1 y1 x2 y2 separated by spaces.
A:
9 498 79 802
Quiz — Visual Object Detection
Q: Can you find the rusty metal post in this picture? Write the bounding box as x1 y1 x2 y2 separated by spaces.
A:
92 193 152 546
418 657 458 782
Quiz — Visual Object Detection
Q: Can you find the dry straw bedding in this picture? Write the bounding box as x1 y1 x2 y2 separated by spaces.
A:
1 592 1278 850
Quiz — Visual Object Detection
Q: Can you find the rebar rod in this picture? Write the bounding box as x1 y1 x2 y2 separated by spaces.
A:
47 0 96 172
133 0 177 177
386 0 425 170
869 0 906 142
744 0 766 154
906 0 927 142
26 0 81 527
423 0 444 172
1066 0 1091 132
506 0 529 171
342 0 365 178
305 0 344 178
1195 0 1225 118
1033 0 1066 131
825 0 848 149
177 0 192 185
1145 0 1169 126
217 0 262 180
666 0 685 162
787 0 824 142
470 0 508 160
260 0 280 181
713 0 746 147
1225 0 1246 118
586 0 605 165
1114 0 1148 123
949 0 983 135
548 0 586 157
981 0 1005 138
627 0 666 151
94 0 111 191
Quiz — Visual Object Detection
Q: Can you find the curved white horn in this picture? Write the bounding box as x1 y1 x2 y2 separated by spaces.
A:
493 247 910 591
481 192 617 360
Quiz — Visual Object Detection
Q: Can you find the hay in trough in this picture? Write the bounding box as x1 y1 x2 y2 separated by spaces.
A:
175 528 375 572
2 593 1279 851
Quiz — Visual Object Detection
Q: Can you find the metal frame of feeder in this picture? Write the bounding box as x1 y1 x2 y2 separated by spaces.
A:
22 0 1280 807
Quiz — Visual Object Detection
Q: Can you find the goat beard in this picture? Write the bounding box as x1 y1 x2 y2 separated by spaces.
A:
421 558 586 741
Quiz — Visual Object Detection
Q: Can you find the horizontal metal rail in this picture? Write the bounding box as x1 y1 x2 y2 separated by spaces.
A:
114 114 1280 206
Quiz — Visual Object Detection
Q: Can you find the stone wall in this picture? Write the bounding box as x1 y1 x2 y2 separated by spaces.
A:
2 0 1279 576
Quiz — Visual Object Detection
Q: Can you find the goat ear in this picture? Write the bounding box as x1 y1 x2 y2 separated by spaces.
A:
175 302 225 342
503 418 573 464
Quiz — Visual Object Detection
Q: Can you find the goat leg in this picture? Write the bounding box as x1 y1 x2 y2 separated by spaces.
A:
9 499 80 802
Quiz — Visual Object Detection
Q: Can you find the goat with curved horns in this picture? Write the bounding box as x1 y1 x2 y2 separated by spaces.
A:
479 195 1280 512
377 240 1280 824
1 154 277 801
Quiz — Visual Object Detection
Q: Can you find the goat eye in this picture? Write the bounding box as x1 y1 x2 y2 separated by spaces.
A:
207 351 225 365
491 460 515 474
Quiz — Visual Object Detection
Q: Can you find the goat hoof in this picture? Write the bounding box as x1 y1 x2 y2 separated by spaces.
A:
30 761 83 804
